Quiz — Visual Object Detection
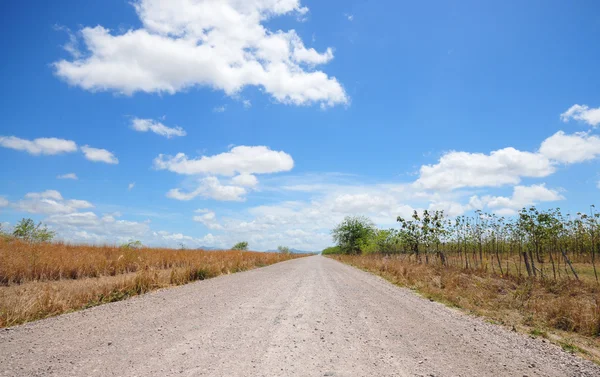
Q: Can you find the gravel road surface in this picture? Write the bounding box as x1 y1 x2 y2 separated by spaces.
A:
1 255 599 376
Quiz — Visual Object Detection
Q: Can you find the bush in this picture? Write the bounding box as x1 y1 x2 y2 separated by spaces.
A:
120 240 143 249
277 245 291 254
232 241 249 251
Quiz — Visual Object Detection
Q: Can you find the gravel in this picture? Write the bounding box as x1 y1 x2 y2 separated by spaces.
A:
1 255 599 376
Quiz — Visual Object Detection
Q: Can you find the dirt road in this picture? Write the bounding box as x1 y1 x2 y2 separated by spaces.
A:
1 256 599 376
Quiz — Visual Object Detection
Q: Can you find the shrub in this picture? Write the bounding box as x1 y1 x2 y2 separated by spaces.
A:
277 245 291 254
232 241 249 251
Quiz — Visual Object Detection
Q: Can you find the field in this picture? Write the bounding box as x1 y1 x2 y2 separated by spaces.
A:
0 238 306 327
330 253 600 360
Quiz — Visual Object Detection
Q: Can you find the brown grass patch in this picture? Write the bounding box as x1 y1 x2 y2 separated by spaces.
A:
0 238 307 327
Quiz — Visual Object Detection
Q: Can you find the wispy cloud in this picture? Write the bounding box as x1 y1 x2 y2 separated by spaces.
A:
57 173 78 180
131 118 186 138
81 145 119 164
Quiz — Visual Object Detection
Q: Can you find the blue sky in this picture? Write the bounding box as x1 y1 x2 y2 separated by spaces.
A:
1 0 600 251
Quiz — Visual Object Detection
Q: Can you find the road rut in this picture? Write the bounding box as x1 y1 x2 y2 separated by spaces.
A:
1 255 599 376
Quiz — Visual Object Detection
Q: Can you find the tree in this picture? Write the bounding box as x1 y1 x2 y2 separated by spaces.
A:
321 246 341 255
397 210 446 263
232 241 249 251
277 245 291 254
332 216 376 254
120 240 143 249
12 218 55 242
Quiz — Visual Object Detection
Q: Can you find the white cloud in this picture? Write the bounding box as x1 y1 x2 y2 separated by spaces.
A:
242 100 252 109
193 209 223 230
416 130 600 191
213 106 226 113
0 136 77 155
345 13 354 21
416 147 554 191
45 210 219 248
427 201 473 217
332 193 397 214
539 131 600 164
231 173 259 188
154 145 293 176
0 197 8 208
57 173 78 180
128 183 135 191
477 184 564 216
167 176 246 201
13 190 94 215
53 0 347 107
561 104 600 127
131 118 186 138
81 145 119 164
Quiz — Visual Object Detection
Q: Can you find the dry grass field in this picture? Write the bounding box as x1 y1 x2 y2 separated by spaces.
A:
0 238 306 327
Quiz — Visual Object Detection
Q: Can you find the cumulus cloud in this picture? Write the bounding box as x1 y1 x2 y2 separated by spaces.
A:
416 148 554 191
539 131 600 164
231 173 259 188
81 145 119 164
157 146 292 202
476 184 564 216
131 118 186 138
57 173 78 180
193 209 223 230
561 104 600 127
12 190 94 215
416 130 600 191
154 145 293 176
0 136 77 155
53 0 347 107
167 176 247 201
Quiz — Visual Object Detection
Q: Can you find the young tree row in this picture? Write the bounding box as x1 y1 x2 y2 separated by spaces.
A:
329 206 600 281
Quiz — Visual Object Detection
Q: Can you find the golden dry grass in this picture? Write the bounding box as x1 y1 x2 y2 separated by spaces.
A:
330 254 600 359
0 238 306 327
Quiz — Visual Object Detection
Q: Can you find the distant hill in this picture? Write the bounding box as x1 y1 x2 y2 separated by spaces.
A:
266 248 317 254
197 246 221 251
198 246 316 254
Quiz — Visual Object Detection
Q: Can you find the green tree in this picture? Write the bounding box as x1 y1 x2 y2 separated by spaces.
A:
12 218 56 242
232 241 249 251
332 216 376 254
277 245 291 254
397 210 446 263
321 246 341 255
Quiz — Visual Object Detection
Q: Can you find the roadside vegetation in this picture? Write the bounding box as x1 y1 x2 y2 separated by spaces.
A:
0 220 306 327
326 207 600 360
